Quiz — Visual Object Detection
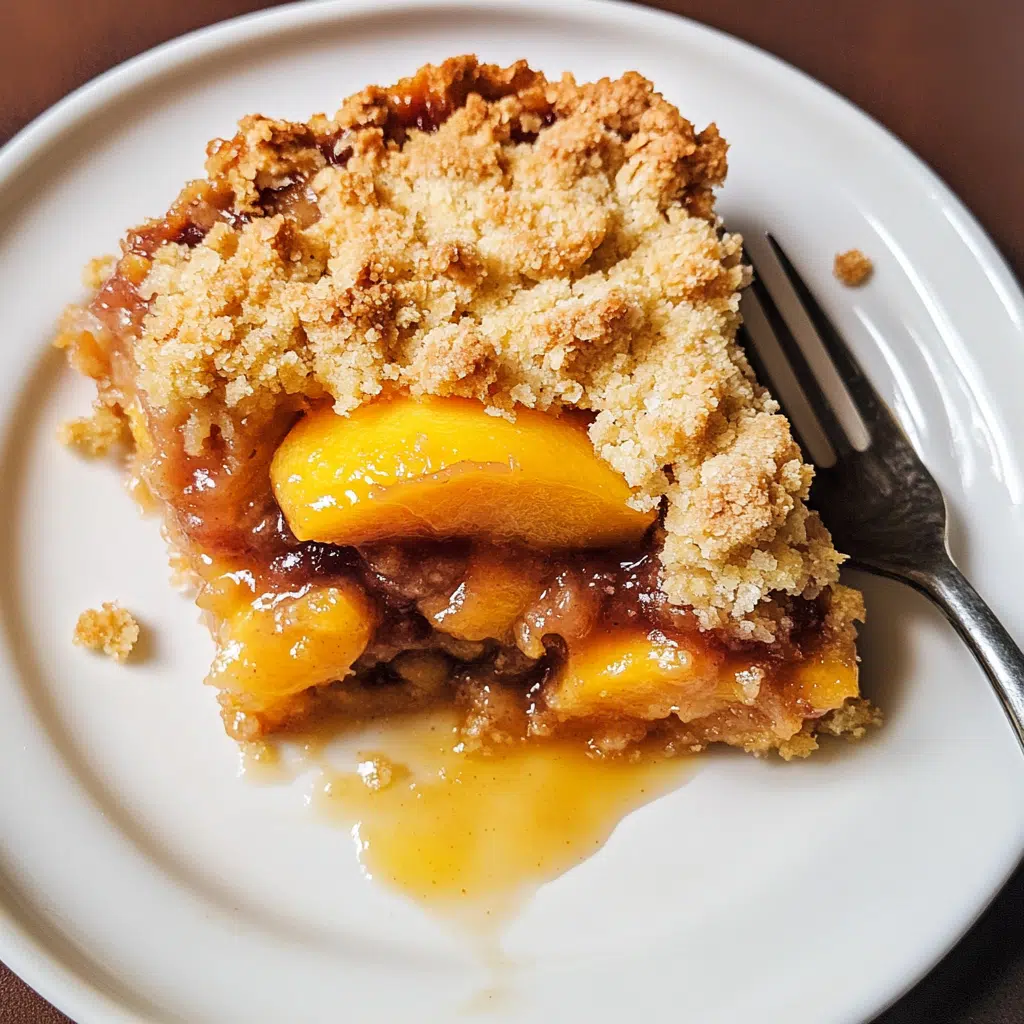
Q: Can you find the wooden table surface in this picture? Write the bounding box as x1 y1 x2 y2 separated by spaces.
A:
1 1 1021 1021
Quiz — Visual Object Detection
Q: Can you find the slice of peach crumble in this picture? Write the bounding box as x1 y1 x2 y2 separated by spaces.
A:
55 56 877 759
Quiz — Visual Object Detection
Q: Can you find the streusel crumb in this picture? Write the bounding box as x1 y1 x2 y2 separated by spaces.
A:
73 602 140 661
82 256 115 291
833 249 873 286
76 56 846 634
815 697 883 740
58 402 127 456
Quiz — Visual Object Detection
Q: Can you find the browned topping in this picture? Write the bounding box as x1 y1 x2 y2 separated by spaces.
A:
59 56 845 636
833 248 873 286
73 602 140 661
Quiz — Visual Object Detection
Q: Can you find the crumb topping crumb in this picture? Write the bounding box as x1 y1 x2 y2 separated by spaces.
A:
73 602 140 661
77 56 846 632
816 697 883 739
777 699 881 760
58 402 128 456
833 248 873 286
82 256 116 291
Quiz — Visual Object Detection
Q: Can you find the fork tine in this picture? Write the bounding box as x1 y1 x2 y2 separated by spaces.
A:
765 233 897 442
746 260 853 458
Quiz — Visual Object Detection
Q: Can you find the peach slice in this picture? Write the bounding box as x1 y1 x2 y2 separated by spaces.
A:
206 582 375 707
418 550 545 643
270 396 656 548
788 650 859 712
546 628 726 721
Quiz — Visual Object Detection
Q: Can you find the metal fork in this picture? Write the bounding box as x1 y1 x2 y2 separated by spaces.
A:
741 234 1024 750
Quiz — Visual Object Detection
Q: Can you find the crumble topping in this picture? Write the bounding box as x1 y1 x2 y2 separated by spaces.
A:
833 248 873 286
73 602 140 661
79 56 845 634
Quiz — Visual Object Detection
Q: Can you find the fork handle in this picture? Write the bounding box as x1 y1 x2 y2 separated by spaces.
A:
905 559 1024 751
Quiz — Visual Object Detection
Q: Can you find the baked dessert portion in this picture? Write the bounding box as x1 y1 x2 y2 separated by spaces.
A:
56 56 878 759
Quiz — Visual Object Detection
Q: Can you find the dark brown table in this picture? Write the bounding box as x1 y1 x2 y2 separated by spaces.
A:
2 2 1021 1021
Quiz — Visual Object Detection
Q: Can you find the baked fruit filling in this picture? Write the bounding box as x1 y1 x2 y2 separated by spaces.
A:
56 56 879 760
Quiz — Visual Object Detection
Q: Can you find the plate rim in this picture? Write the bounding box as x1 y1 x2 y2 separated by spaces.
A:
1 1 1022 1021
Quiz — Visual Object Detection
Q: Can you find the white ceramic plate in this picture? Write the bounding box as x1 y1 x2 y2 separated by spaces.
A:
2 2 1023 1021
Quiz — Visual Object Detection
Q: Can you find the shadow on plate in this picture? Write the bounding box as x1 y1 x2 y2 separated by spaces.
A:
874 857 1024 1022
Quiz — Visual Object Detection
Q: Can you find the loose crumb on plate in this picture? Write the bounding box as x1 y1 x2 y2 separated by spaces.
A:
73 602 140 661
58 402 128 456
833 248 873 286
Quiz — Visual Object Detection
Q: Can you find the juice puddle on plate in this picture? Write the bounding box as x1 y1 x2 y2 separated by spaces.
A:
242 709 693 917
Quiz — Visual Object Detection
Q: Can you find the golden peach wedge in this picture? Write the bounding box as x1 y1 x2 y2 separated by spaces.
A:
270 396 655 548
206 582 375 707
418 550 545 643
788 650 859 712
546 628 725 721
